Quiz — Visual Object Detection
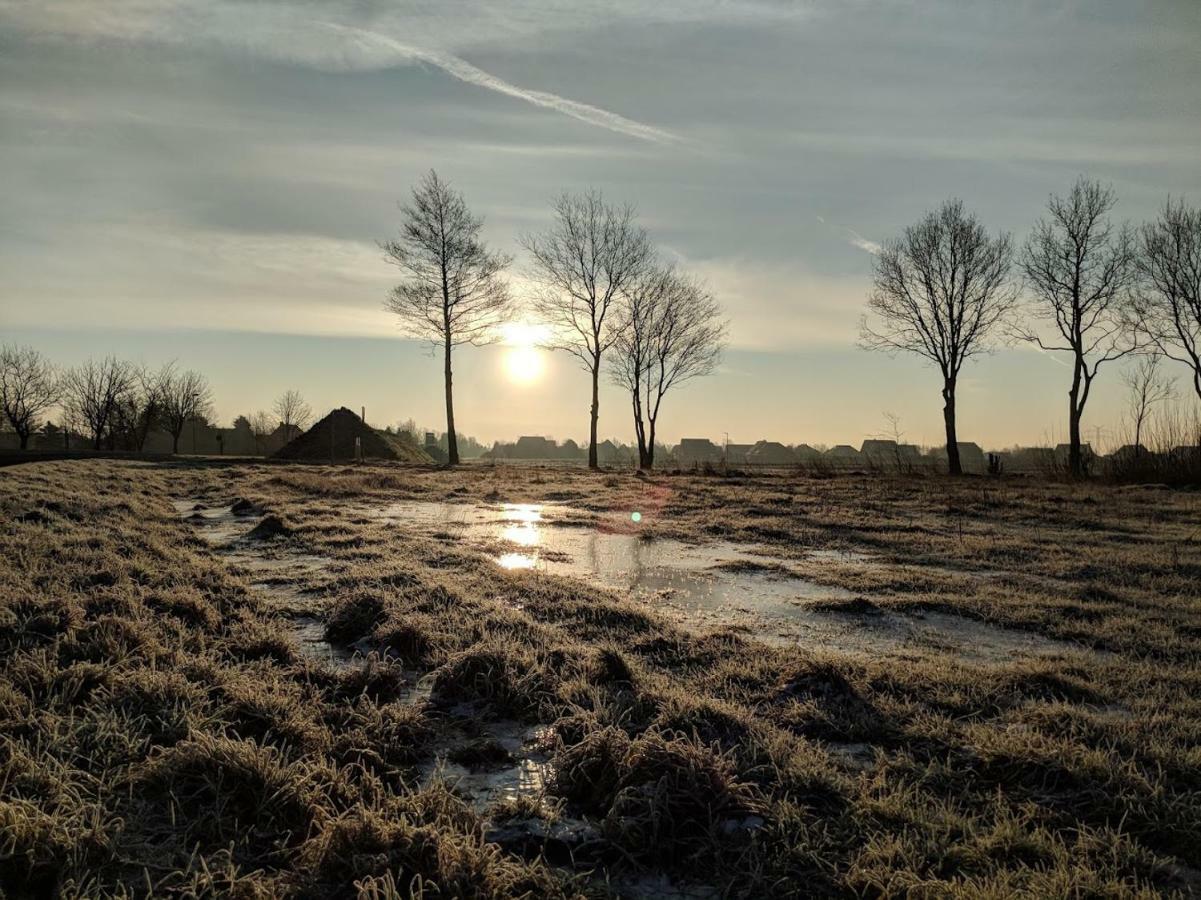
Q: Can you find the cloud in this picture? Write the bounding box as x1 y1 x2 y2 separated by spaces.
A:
319 23 678 145
816 216 881 255
0 1 679 145
688 256 867 351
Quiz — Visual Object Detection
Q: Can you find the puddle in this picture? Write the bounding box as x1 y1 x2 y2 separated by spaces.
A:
289 615 358 667
372 499 856 615
176 498 1095 665
420 723 553 812
369 501 1087 663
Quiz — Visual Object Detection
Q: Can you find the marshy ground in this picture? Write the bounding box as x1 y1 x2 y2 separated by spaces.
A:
3 460 1201 897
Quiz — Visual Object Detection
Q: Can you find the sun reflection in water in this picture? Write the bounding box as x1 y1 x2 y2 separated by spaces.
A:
497 552 537 570
496 504 543 568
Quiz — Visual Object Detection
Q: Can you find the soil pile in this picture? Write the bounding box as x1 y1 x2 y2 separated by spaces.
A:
377 429 433 463
273 408 427 463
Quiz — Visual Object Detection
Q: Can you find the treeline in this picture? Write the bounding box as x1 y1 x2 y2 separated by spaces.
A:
0 349 316 455
383 171 727 469
860 178 1201 477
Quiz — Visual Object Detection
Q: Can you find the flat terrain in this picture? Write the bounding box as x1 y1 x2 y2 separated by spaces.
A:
3 460 1201 898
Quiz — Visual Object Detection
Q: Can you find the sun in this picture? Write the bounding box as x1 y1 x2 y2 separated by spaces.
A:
500 322 549 386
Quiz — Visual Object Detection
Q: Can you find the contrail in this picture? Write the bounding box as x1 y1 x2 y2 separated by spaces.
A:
322 23 680 146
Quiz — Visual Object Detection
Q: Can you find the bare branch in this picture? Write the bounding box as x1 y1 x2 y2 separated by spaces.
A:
1016 177 1137 475
1133 198 1201 400
521 190 653 466
0 344 59 449
610 264 727 467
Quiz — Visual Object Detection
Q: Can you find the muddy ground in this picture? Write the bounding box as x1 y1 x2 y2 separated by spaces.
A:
2 460 1201 897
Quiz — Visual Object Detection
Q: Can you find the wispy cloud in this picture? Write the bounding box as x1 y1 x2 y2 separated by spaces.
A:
320 23 678 145
0 1 679 145
817 215 881 255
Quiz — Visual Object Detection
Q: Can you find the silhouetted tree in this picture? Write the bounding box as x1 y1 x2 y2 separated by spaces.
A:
1133 199 1201 401
611 265 725 469
0 345 59 449
112 364 172 451
1123 355 1174 455
273 389 312 433
62 357 136 450
383 170 513 466
1015 178 1137 477
161 369 214 454
523 191 652 468
249 410 274 455
860 199 1015 475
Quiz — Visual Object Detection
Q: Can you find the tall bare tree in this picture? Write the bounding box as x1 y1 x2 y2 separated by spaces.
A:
1134 199 1201 401
161 369 214 454
860 199 1015 475
523 191 652 468
273 389 312 433
1015 178 1137 477
611 265 726 469
112 364 172 451
1123 355 1174 455
62 357 136 450
0 345 59 449
383 170 513 466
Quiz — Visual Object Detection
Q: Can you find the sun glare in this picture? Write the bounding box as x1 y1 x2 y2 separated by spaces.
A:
501 322 549 385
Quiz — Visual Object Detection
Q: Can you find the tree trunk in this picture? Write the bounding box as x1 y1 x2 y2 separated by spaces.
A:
18 431 29 450
1068 361 1083 478
645 419 656 470
172 432 180 454
942 381 961 475
444 338 459 467
588 359 600 469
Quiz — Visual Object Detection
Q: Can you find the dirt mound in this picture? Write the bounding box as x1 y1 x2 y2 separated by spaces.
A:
230 498 264 517
273 408 405 462
376 429 433 464
246 516 291 541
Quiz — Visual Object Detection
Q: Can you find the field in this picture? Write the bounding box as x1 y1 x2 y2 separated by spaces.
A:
3 459 1201 898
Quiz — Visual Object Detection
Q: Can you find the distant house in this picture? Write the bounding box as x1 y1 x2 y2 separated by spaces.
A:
955 442 986 474
860 439 926 471
860 439 898 464
676 438 723 465
746 440 797 465
725 444 752 464
1109 444 1148 463
596 440 634 466
512 435 558 459
793 444 822 462
826 444 861 460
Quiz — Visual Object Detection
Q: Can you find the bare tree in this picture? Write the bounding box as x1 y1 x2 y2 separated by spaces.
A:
0 345 59 449
161 369 214 454
611 265 725 469
248 410 275 455
383 170 513 466
62 357 136 450
273 389 312 433
1122 355 1175 455
1015 177 1137 477
523 191 652 468
1134 199 1201 401
112 364 172 451
860 199 1015 475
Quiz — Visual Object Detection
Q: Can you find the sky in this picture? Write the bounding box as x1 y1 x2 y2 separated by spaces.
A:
2 0 1200 450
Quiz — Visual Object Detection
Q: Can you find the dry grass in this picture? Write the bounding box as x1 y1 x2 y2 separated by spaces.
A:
2 459 1200 897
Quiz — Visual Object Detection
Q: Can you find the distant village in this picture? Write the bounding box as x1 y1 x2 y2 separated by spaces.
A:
2 405 1197 478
